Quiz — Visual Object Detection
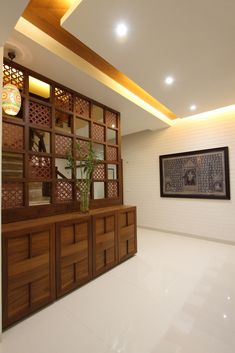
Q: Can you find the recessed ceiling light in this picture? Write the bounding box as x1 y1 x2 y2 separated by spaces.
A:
116 23 128 37
190 104 197 111
165 76 174 85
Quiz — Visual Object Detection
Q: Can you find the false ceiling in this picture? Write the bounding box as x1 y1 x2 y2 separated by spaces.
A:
62 0 235 118
5 30 168 136
0 0 29 45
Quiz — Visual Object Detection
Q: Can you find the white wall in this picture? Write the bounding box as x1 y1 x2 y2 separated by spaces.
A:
122 108 235 243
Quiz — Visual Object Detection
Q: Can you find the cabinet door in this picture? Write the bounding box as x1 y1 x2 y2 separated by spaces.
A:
2 224 55 328
56 217 92 297
92 211 117 276
118 207 137 262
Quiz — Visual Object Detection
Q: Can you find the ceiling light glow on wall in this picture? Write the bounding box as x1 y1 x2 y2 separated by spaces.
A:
165 76 174 85
190 105 197 111
116 23 128 37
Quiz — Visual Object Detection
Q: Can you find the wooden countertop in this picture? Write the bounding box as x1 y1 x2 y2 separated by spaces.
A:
2 205 136 233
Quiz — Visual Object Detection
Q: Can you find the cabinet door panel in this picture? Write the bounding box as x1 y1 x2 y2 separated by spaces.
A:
118 208 137 262
3 224 55 328
93 212 117 276
56 217 91 297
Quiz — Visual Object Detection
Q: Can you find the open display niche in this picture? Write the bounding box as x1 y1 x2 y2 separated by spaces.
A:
2 59 122 223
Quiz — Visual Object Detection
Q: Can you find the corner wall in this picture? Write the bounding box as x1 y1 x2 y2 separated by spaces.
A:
122 109 235 243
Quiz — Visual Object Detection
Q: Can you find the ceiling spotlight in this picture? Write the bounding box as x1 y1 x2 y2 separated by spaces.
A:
190 105 197 111
165 76 174 85
116 23 128 37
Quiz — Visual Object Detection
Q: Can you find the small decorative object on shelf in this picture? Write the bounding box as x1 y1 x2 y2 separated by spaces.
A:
67 142 97 212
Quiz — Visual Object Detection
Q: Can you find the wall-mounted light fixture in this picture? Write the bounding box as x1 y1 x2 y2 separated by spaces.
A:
2 51 22 116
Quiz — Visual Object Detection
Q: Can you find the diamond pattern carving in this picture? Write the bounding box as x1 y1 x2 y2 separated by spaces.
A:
107 146 118 161
93 164 105 180
29 156 51 179
55 135 72 155
56 181 73 202
55 87 73 112
76 139 89 159
106 111 117 128
29 101 51 127
3 64 24 90
3 123 24 151
92 124 104 142
108 181 118 198
75 97 89 118
2 182 24 209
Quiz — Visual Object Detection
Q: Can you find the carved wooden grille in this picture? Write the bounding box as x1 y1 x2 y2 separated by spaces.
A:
3 123 24 151
92 124 105 143
108 181 118 198
107 146 118 161
93 164 105 180
56 181 73 202
29 156 51 179
2 182 24 209
106 111 117 128
55 135 72 155
55 87 73 112
3 64 24 90
29 101 51 127
75 97 89 118
76 139 89 159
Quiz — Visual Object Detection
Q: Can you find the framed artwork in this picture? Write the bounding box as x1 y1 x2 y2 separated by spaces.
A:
159 147 230 199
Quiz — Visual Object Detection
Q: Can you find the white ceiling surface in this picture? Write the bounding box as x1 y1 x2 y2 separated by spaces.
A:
0 0 29 46
6 30 168 135
62 0 235 118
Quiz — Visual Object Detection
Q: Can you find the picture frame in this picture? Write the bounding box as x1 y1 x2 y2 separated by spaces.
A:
159 147 230 199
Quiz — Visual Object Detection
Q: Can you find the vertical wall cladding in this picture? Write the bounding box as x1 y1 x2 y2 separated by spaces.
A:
122 111 235 242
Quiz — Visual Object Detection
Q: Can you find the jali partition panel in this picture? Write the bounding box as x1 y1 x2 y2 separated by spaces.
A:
2 59 122 223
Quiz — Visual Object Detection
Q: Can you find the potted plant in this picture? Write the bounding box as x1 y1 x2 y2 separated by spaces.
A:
67 142 97 212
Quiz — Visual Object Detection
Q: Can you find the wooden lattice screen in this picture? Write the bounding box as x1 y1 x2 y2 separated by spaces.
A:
2 59 122 223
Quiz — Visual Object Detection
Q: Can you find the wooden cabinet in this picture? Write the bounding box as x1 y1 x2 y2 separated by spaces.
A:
92 211 118 276
118 207 137 262
2 224 55 328
2 205 137 328
56 217 92 297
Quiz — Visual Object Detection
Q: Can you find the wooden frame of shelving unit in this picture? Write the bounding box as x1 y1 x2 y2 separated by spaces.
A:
2 59 123 223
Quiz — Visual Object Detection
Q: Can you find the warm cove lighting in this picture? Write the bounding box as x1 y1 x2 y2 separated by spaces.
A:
2 83 21 116
165 76 174 85
179 104 235 121
116 23 128 37
29 76 50 98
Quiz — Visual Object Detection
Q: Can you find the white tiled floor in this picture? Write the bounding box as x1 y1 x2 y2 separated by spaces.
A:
1 228 235 353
